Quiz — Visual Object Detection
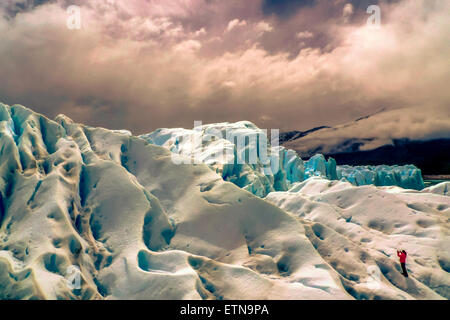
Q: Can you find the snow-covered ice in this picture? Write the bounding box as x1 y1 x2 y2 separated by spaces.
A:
266 178 450 299
0 103 448 300
0 104 347 299
141 121 426 196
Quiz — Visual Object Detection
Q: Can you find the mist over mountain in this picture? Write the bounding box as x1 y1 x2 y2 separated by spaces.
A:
281 109 450 175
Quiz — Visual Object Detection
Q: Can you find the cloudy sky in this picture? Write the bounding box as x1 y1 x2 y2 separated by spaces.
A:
0 0 449 135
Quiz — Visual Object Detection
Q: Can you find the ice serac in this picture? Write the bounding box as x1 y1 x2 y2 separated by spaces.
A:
141 121 285 197
141 122 338 197
304 154 338 180
141 121 426 197
0 103 350 300
337 165 425 190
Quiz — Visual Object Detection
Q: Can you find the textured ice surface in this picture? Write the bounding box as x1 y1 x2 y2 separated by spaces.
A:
337 165 425 190
0 104 349 299
0 104 446 300
267 177 450 300
141 122 425 197
141 121 294 197
423 182 450 196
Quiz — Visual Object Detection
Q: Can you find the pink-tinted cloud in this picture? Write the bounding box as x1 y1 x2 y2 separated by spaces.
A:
0 0 448 137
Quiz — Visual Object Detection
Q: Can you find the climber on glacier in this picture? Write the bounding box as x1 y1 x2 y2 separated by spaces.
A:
397 250 408 277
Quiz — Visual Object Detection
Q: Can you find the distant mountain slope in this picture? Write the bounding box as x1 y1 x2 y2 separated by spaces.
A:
279 126 330 144
281 108 450 175
326 139 450 175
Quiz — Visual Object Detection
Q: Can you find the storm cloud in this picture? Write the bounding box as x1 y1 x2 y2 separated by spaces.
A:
0 0 448 135
262 0 315 17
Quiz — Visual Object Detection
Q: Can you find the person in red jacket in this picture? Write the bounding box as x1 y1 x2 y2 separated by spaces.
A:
397 250 408 277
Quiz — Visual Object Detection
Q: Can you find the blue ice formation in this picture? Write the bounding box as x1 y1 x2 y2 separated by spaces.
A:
336 165 425 190
140 121 425 197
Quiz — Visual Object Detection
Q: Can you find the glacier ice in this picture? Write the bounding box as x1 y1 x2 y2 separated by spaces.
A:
266 177 450 300
0 103 349 299
141 121 426 197
337 165 425 190
0 103 447 300
141 121 285 197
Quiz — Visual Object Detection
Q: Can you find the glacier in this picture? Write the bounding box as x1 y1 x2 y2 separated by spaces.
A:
140 121 426 197
0 104 349 299
337 165 425 190
266 177 450 300
0 103 448 300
